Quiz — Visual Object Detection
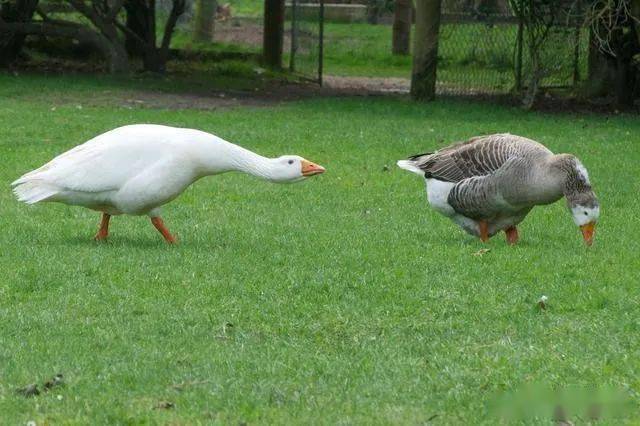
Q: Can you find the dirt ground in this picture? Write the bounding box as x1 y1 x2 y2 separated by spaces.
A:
214 18 291 52
113 77 409 111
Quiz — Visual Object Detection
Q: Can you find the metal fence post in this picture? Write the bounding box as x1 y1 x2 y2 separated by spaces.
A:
318 0 324 85
572 0 582 86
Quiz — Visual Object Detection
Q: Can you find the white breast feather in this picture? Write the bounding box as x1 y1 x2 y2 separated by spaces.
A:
425 178 456 216
575 159 591 185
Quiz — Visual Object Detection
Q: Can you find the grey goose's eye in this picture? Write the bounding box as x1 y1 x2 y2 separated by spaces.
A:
584 211 588 216
288 160 294 165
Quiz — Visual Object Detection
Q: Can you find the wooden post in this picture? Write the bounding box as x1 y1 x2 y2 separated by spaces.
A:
392 0 412 55
194 0 216 42
263 0 285 69
410 0 442 101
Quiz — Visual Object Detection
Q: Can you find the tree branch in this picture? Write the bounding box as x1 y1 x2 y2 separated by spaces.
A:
67 0 101 24
106 0 125 21
114 18 149 48
0 19 101 43
160 0 185 52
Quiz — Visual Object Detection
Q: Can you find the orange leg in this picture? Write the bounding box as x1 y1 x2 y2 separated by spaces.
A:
505 226 519 245
478 220 489 242
94 213 111 241
151 217 177 244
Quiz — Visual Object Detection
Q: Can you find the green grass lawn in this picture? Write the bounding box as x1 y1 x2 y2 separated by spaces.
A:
1 74 639 424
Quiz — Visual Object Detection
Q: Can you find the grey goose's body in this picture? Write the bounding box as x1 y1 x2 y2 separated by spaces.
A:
397 133 600 245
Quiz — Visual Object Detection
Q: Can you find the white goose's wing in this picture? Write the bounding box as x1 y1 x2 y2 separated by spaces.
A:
404 133 551 183
12 126 169 202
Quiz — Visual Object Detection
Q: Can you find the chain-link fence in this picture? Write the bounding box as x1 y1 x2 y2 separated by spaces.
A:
287 0 324 83
437 0 589 95
163 0 592 96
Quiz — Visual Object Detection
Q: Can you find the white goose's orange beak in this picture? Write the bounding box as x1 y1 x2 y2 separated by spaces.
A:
580 221 596 246
301 159 325 177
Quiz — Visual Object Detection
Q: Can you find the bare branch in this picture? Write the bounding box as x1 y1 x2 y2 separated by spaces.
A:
114 18 148 48
160 0 185 52
106 0 125 21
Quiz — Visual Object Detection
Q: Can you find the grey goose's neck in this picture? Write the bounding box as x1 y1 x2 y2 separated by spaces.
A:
548 153 592 196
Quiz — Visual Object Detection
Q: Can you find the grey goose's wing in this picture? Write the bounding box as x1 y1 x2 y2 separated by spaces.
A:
446 156 533 219
406 133 551 183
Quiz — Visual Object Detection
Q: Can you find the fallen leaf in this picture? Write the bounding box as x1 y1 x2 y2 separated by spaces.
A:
472 248 491 256
154 401 174 410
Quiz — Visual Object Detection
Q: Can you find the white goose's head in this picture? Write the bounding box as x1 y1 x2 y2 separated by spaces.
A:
268 155 325 183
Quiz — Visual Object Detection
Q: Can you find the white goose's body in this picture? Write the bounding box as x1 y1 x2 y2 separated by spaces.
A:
12 124 325 242
398 134 600 244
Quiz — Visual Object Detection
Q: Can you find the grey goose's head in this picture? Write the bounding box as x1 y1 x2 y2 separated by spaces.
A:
552 154 599 246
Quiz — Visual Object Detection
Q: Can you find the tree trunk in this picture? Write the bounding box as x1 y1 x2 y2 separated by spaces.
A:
633 0 640 47
194 0 216 42
124 0 165 73
367 0 380 24
586 28 615 97
124 0 184 73
410 0 441 101
124 0 156 57
107 41 130 74
392 0 412 55
0 0 39 67
263 0 284 68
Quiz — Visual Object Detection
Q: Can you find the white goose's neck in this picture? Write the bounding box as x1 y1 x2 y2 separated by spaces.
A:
226 144 276 180
195 135 276 181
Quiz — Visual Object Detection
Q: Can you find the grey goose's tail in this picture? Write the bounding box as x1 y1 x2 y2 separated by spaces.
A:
396 152 433 176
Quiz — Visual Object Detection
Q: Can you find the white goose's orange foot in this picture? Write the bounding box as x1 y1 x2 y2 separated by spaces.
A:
151 217 177 244
94 213 111 241
505 226 519 245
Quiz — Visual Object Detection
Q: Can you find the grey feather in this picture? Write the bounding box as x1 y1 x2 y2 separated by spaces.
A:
399 133 598 238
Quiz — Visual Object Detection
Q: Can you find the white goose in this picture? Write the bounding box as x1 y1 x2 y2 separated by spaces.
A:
12 124 326 243
397 134 599 245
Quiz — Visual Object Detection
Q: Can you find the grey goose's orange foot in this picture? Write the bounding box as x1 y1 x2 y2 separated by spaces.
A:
478 220 489 242
505 226 519 245
151 217 177 244
94 213 111 241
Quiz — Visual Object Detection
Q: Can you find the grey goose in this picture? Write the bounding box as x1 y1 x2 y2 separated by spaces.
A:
397 133 600 245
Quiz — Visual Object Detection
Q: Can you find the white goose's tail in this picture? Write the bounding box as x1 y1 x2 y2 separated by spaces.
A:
11 175 59 204
396 160 425 176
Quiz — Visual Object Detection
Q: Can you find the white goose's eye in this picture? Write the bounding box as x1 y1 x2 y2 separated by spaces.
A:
584 211 588 216
288 159 294 165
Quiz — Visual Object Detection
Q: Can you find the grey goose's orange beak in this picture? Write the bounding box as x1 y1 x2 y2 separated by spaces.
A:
580 221 596 246
301 160 325 177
